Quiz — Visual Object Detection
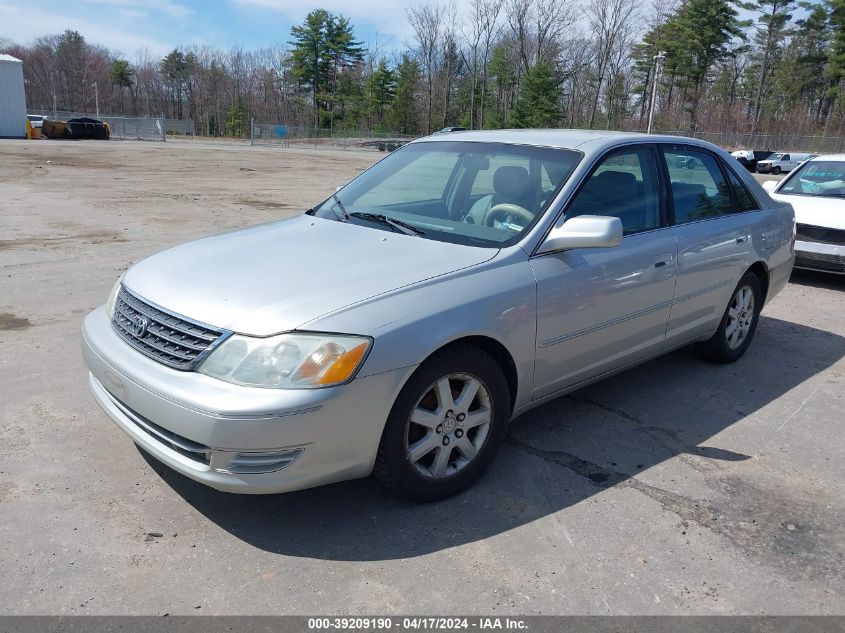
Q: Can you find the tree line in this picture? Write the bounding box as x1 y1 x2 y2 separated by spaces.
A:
4 0 845 140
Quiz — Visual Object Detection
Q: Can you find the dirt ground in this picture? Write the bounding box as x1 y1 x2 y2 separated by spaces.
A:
1 138 843 615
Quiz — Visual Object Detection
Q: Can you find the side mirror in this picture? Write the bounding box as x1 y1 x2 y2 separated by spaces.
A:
537 215 623 254
762 180 778 193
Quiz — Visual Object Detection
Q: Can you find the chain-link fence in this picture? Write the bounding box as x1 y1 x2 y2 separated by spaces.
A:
28 109 195 140
162 118 196 135
251 122 291 147
250 122 845 154
250 120 416 150
103 116 165 141
639 129 845 153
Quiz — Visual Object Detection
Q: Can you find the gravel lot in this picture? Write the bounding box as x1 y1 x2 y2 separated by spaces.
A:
1 138 843 615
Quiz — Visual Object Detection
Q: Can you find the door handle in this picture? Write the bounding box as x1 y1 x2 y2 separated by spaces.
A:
653 252 673 269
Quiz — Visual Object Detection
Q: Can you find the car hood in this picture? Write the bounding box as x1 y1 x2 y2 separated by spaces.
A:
770 192 845 230
123 215 498 336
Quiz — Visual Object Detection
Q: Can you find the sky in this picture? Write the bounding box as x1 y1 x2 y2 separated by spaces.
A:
0 0 433 58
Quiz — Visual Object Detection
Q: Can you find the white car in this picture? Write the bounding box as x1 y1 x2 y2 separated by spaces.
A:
764 155 845 274
27 114 48 129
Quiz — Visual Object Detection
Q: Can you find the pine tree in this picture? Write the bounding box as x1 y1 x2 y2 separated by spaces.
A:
110 59 134 115
160 49 189 118
511 62 561 128
55 30 86 110
826 0 845 117
290 10 364 128
367 60 396 129
661 0 744 132
390 55 422 135
746 0 798 131
773 4 829 121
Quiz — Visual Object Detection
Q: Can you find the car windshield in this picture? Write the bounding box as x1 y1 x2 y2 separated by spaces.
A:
310 141 581 248
778 160 845 197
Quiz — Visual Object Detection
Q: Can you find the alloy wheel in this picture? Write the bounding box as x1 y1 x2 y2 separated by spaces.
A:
725 284 755 350
404 373 492 480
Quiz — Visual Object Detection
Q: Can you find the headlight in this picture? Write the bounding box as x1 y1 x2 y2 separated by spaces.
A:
198 332 372 389
105 274 124 317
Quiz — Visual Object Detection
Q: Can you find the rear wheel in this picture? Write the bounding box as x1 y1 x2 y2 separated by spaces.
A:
695 272 762 363
374 344 511 501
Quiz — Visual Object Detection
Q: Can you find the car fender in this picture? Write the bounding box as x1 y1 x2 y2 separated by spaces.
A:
301 248 538 412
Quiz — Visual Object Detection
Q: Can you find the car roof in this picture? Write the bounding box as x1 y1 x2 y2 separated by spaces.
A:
411 129 727 154
806 154 845 161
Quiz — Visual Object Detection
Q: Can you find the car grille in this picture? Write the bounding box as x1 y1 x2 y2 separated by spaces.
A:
112 286 230 370
796 224 845 246
118 398 213 465
795 251 845 273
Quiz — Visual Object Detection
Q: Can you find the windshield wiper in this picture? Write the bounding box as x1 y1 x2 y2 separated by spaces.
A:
348 212 425 236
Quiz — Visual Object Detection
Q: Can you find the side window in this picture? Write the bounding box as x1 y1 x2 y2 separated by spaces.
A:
783 154 790 162
663 148 732 223
723 163 759 212
568 147 661 235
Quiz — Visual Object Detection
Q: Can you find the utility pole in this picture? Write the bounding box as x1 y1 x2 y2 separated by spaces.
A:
647 51 665 135
92 82 99 119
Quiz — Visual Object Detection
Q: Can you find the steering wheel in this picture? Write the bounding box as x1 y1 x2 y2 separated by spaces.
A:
483 203 534 227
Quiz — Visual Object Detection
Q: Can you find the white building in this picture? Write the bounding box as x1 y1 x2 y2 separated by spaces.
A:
0 54 27 138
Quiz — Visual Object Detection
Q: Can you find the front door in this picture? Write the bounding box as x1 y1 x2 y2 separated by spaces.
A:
530 145 678 400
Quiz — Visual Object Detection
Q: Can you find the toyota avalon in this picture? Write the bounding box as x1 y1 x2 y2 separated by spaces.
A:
83 130 795 500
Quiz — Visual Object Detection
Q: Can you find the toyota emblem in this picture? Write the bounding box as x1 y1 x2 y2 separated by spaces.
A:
132 315 149 337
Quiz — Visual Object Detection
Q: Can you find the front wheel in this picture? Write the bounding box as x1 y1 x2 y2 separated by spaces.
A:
373 344 511 501
695 272 762 363
772 166 781 175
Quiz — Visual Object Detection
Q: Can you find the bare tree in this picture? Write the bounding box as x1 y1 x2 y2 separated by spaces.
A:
534 0 575 65
461 2 484 128
586 0 639 128
478 0 503 128
440 2 459 127
463 0 503 128
408 2 445 134
506 0 533 74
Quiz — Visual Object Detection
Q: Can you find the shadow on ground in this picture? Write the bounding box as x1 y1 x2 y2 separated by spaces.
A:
142 315 844 561
789 268 845 291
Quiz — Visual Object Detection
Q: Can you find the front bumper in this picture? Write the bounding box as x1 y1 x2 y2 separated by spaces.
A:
795 240 845 274
83 307 412 493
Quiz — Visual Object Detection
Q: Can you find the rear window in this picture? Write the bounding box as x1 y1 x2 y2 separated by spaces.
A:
723 163 759 211
663 148 733 223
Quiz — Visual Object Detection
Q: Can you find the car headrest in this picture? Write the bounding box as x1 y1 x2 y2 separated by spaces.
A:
493 166 530 197
591 170 637 196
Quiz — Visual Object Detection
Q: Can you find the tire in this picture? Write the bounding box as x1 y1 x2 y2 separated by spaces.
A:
373 344 511 501
772 166 781 175
695 272 762 363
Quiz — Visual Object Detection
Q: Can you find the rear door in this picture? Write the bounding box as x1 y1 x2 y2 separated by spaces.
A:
530 144 678 399
660 145 752 346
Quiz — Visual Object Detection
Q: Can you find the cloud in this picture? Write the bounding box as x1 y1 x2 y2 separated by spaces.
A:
82 0 193 20
230 0 426 42
0 3 174 56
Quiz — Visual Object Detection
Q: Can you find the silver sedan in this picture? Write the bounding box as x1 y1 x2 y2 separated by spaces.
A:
82 130 796 500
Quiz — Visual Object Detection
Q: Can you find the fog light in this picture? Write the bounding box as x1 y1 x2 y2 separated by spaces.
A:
211 448 304 474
